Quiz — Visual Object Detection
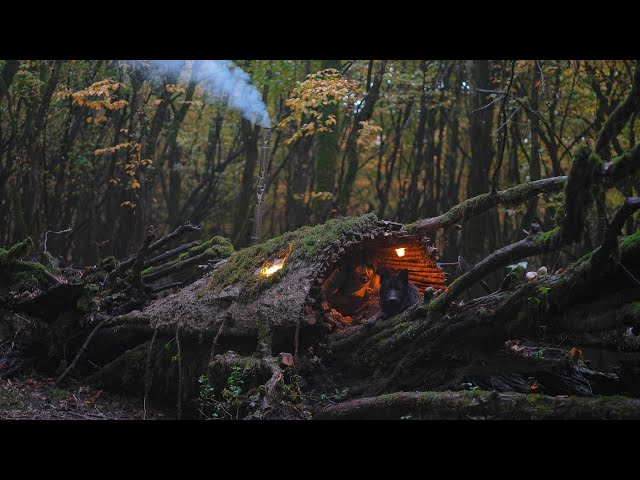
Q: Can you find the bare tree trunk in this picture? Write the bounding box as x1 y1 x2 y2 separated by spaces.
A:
464 60 497 263
335 60 387 215
312 59 341 225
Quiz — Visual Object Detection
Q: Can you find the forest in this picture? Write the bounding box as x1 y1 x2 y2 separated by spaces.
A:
0 59 639 420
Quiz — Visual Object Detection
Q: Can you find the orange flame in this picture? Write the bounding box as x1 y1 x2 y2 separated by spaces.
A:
260 259 284 277
395 248 406 257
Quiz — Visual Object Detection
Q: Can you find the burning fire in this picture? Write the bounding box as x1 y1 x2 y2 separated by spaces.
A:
395 248 406 257
259 258 286 277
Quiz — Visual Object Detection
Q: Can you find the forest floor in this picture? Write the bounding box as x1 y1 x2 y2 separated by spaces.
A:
0 374 174 420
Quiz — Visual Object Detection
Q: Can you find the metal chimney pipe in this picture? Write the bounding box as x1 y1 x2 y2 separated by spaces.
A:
250 127 271 245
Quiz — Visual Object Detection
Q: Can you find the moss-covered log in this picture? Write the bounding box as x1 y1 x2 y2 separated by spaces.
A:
314 390 640 420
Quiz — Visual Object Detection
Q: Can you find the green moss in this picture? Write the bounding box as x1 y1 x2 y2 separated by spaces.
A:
242 357 263 378
8 238 33 261
524 394 555 418
256 317 271 347
0 238 33 266
552 203 566 225
561 251 593 277
599 395 640 419
503 393 555 419
377 318 422 352
534 226 560 246
45 387 69 401
178 236 234 261
15 260 55 273
404 222 417 234
419 391 440 402
209 213 379 300
460 389 491 403
621 302 640 320
417 390 493 418
621 230 640 254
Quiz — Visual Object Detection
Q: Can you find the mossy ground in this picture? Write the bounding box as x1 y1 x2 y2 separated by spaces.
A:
209 213 379 300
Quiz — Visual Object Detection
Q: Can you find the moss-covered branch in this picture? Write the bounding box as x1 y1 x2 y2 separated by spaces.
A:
602 141 640 186
410 176 568 235
141 236 233 280
106 222 202 284
0 238 60 286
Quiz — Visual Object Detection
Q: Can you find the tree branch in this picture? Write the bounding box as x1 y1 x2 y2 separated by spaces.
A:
411 176 567 235
430 227 561 309
147 221 201 255
144 241 199 268
595 61 640 159
593 197 640 265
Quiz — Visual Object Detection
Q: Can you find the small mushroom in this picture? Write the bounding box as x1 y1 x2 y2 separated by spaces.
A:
279 352 295 367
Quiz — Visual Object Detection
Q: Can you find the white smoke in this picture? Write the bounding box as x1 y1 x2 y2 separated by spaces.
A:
143 60 271 128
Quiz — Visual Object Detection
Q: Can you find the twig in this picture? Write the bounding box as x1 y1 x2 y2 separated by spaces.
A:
294 312 301 361
94 405 108 420
105 222 200 285
491 106 521 137
613 257 640 287
512 95 574 160
472 93 504 112
43 227 72 255
147 221 201 255
207 316 228 373
176 326 182 420
55 318 109 386
142 253 224 283
536 60 545 90
143 327 159 420
151 281 189 294
341 60 356 75
595 62 640 158
144 241 199 268
200 314 229 419
492 60 516 194
131 226 156 290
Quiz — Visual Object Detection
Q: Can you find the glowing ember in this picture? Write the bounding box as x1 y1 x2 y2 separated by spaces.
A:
395 248 406 257
260 258 285 277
